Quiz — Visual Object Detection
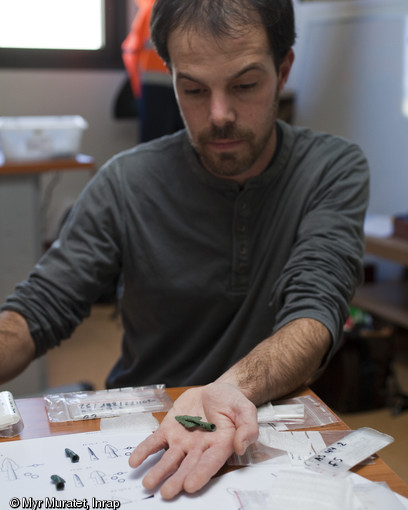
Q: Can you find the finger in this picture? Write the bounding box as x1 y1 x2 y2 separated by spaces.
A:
181 442 232 495
160 448 203 500
142 446 185 491
128 432 168 468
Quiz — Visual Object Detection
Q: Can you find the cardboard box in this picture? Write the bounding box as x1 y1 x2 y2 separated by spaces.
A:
393 214 408 241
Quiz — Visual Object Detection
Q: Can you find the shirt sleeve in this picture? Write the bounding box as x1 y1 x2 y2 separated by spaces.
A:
270 140 369 360
1 159 125 357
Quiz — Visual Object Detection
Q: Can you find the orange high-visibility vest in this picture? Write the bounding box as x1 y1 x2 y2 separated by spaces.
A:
122 0 169 98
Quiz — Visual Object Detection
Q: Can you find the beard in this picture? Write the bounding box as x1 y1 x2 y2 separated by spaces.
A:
186 92 279 179
196 124 265 178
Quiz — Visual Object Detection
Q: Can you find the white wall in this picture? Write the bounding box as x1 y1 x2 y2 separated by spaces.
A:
290 0 408 217
289 0 408 282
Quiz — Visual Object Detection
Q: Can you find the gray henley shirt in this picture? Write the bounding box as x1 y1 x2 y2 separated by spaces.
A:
2 120 369 388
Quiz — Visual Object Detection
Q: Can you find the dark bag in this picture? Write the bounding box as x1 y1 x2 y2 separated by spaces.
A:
113 77 139 119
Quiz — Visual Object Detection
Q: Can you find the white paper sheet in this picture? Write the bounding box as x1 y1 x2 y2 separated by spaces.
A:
202 465 408 510
1 430 407 509
0 431 206 509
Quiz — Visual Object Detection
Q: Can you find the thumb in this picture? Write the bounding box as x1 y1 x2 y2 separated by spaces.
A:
232 403 259 456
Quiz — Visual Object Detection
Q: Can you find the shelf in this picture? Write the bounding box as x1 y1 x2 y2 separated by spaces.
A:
0 153 94 175
365 235 408 266
352 281 408 329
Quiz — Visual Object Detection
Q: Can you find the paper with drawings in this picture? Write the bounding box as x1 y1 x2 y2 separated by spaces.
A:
1 430 407 509
0 430 206 509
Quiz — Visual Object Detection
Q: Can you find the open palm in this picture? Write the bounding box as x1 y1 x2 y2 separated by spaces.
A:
129 382 259 499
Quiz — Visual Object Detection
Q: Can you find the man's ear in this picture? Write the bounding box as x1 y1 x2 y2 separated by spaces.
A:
278 49 295 93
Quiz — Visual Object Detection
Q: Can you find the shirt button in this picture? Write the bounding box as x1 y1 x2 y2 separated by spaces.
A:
239 245 247 255
239 202 250 217
236 264 248 274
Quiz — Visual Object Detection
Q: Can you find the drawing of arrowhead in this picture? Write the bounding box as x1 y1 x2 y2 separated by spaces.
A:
90 470 107 485
2 458 19 480
104 444 118 458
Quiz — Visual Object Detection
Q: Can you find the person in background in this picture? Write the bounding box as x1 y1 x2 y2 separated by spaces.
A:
122 0 183 141
0 0 369 500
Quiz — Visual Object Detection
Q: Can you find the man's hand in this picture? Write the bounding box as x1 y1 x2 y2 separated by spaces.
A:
128 382 258 499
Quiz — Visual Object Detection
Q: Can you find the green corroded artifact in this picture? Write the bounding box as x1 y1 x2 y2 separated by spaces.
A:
51 474 66 490
175 415 216 431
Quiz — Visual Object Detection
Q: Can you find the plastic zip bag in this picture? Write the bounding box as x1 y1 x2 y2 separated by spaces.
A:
44 384 173 422
266 394 341 431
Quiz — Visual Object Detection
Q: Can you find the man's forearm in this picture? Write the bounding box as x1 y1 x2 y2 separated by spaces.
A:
0 311 36 384
217 318 331 406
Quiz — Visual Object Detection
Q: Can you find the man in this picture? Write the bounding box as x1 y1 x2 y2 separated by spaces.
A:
0 0 369 500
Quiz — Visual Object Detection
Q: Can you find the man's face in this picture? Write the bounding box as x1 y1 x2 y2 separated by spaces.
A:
168 25 293 184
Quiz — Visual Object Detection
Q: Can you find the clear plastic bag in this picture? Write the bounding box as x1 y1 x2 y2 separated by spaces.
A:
44 384 173 422
229 395 342 466
266 394 341 431
305 427 394 476
229 430 349 466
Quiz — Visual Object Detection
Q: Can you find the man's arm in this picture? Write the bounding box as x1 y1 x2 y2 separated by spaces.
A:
217 318 331 405
0 311 36 384
129 318 330 499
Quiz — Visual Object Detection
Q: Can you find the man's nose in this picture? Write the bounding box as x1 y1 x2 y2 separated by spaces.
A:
209 92 236 127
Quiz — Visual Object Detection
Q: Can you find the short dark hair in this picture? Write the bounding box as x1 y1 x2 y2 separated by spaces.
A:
150 0 295 70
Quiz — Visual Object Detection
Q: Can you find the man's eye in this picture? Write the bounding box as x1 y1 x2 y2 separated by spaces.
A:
184 88 204 95
236 82 257 91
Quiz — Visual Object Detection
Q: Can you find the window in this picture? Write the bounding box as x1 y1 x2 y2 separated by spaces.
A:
0 0 127 69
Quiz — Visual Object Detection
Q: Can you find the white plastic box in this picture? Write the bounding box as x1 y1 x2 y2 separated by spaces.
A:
0 115 88 161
